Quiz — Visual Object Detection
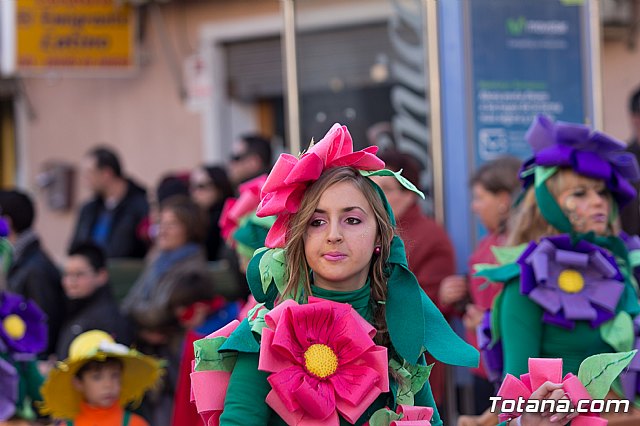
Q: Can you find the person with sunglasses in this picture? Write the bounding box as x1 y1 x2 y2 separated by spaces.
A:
227 134 273 187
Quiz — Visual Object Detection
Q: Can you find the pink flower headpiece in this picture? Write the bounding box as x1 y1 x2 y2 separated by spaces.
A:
219 174 267 242
257 123 385 248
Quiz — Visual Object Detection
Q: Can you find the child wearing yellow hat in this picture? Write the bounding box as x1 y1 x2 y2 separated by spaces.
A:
39 330 162 426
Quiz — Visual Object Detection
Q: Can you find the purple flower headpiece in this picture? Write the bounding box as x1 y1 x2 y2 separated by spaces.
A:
520 114 640 208
518 235 625 329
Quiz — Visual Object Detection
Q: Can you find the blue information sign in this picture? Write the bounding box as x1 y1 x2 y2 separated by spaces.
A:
468 0 586 166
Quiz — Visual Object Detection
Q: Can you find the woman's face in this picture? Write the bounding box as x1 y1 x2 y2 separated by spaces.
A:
471 184 510 233
303 181 378 292
190 168 219 209
156 209 188 251
556 172 611 235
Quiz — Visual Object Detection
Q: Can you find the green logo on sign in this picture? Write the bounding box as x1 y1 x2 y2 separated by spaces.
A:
506 16 526 35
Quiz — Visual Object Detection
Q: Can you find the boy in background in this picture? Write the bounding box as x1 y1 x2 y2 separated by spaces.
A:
56 243 131 360
40 330 161 426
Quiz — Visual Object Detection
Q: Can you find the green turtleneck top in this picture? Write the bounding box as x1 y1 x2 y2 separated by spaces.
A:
218 283 442 426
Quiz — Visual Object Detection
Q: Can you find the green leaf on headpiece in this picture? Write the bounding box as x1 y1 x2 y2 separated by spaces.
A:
578 350 637 400
491 244 527 265
360 169 425 199
534 166 558 187
259 248 274 294
258 247 287 295
600 311 634 353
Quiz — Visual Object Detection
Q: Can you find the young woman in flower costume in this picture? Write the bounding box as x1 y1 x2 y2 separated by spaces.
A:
472 114 640 424
190 124 484 425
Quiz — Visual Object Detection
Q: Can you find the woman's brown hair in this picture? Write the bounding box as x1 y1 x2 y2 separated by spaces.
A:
282 167 394 347
160 195 207 244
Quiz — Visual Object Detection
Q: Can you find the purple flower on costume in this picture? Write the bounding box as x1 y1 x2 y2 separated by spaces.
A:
521 114 640 207
518 235 624 329
477 311 503 384
0 292 47 356
0 356 18 421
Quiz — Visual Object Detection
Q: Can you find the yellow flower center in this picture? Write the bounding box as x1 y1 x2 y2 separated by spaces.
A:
3 314 26 340
304 344 338 379
558 269 584 293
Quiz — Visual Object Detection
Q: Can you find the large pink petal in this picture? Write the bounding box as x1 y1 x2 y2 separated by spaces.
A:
329 148 384 171
286 154 324 185
288 302 352 348
270 307 306 363
264 215 289 248
330 364 381 406
292 377 337 421
307 124 351 165
190 370 230 425
331 310 376 365
358 346 389 392
267 365 306 412
259 328 298 374
264 299 299 330
335 375 382 424
257 185 300 216
261 153 298 193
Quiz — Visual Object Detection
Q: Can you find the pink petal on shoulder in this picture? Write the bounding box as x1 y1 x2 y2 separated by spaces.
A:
190 370 231 426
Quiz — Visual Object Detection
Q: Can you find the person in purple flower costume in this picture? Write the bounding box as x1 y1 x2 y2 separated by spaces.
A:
472 114 640 425
0 291 48 425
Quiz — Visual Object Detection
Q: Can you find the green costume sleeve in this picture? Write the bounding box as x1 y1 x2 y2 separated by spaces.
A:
413 379 443 426
500 279 543 378
219 352 273 425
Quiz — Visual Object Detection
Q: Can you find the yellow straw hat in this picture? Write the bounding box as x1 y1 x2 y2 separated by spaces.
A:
39 330 162 420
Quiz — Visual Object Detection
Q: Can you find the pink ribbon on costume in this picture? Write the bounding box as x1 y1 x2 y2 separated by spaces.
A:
256 123 385 248
496 358 607 425
219 174 267 241
391 404 434 425
190 320 240 426
363 404 434 425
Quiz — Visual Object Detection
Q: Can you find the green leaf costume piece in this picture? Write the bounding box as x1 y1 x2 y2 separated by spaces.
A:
578 350 637 400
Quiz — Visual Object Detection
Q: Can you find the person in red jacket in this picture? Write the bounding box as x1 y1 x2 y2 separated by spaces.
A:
370 149 456 408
